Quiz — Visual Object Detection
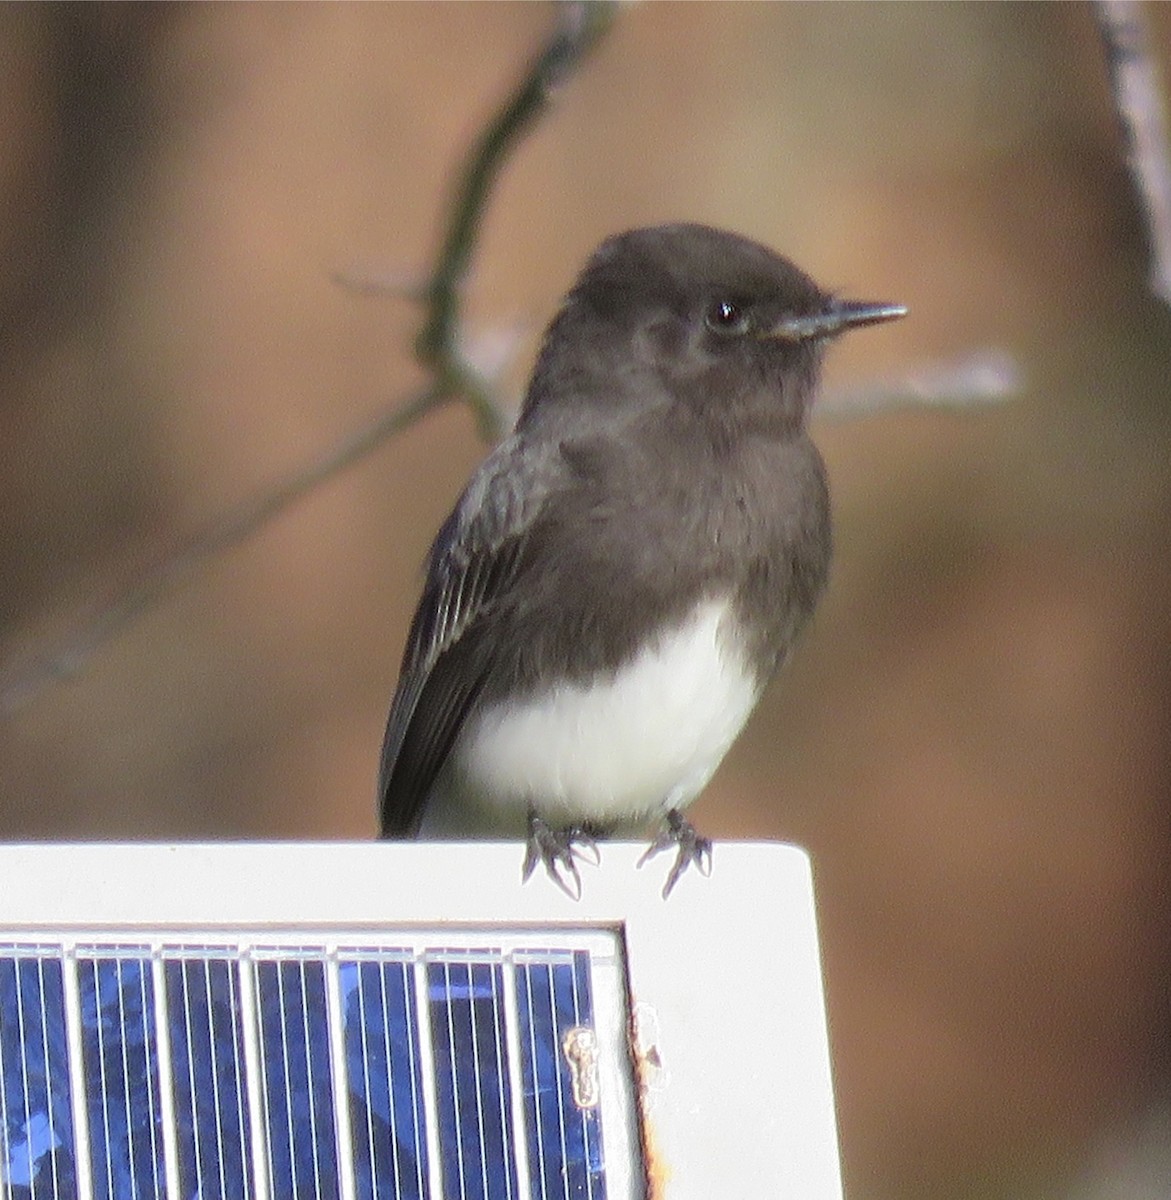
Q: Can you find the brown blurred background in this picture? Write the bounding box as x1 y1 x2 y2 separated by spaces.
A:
0 3 1169 1197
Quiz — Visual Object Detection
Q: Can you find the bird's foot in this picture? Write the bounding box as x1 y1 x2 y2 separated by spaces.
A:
523 811 601 900
638 809 712 898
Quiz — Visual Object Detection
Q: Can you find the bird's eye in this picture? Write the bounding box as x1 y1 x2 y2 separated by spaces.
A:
704 300 751 336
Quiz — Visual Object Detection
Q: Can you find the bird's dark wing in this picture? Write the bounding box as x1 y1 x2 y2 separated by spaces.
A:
378 438 561 836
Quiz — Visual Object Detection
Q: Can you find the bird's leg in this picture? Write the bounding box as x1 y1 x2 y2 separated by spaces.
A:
523 810 600 900
638 808 713 898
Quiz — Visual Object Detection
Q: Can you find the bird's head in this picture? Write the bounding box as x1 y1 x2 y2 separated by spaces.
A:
523 223 904 437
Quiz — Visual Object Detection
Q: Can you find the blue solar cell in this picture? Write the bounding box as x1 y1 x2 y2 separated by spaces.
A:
254 957 340 1199
428 956 519 1200
516 951 607 1200
0 953 77 1199
165 955 253 1200
77 953 166 1200
340 957 429 1200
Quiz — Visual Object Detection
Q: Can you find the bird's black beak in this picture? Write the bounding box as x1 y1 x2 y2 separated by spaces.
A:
765 299 907 343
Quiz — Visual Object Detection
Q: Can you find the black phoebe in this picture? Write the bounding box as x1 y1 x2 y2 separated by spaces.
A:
379 223 904 896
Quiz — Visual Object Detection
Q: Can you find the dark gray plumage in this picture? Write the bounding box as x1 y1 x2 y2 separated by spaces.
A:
379 223 904 895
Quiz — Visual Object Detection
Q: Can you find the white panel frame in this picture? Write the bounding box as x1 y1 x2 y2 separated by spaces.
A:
0 840 843 1200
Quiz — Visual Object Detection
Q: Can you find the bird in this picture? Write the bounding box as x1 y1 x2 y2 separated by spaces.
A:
378 223 905 897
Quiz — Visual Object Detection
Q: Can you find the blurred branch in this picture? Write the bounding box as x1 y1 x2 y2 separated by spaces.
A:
0 385 445 715
329 265 429 303
415 0 616 439
0 1 615 716
817 349 1023 421
1093 0 1171 307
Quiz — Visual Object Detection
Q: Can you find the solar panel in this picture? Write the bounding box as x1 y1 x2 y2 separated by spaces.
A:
0 842 843 1200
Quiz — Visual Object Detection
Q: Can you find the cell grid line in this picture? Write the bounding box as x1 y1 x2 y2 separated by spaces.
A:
547 960 572 1200
0 961 13 1200
42 956 66 1200
442 959 468 1200
60 950 94 1200
151 952 182 1200
487 962 515 1200
353 963 378 1198
375 963 399 1199
522 961 550 1200
466 961 490 1200
323 955 357 1200
137 955 164 1199
236 956 271 1200
91 959 115 1200
295 962 324 1200
400 958 428 1200
500 955 534 1200
115 960 135 1197
568 954 588 1200
42 955 66 1200
271 962 296 1196
411 953 445 1200
13 954 34 1198
224 960 252 1200
206 960 232 1200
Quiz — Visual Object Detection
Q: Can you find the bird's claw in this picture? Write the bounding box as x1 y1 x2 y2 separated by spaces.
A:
523 813 599 900
638 809 713 898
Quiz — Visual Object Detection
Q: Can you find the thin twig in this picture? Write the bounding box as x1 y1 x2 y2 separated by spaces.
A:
0 385 447 715
0 2 615 716
817 349 1022 421
1093 0 1171 307
329 266 429 302
416 0 616 438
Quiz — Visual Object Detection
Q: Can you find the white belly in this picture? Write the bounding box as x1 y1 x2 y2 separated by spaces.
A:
419 599 760 836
